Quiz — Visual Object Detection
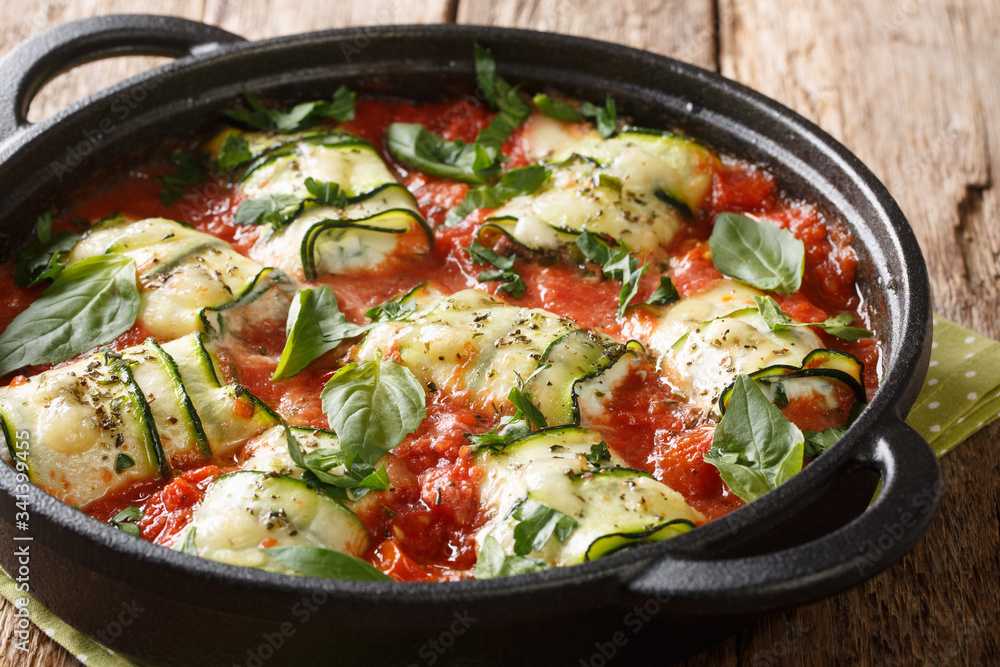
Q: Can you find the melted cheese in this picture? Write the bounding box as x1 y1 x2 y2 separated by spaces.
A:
177 471 368 571
69 217 273 340
475 427 704 566
518 117 717 212
488 150 685 254
641 279 823 412
0 355 163 509
214 130 431 279
354 289 627 424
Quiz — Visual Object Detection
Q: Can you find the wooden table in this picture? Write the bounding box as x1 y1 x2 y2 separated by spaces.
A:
1 1 997 665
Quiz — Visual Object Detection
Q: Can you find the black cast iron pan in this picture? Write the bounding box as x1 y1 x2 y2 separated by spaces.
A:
0 15 940 667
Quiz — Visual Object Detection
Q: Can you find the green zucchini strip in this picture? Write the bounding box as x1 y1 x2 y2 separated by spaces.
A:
474 426 703 567
209 129 432 279
641 279 825 413
175 470 369 573
0 332 285 509
718 348 866 414
352 288 635 426
473 119 717 255
0 351 166 509
68 215 290 341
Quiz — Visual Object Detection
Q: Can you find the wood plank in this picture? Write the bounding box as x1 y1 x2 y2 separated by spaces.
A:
203 0 455 41
0 1 205 124
456 0 718 70
719 0 1000 664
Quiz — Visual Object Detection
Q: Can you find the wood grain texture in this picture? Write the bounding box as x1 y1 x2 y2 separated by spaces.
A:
718 0 1000 664
456 0 718 70
0 0 204 123
0 0 998 665
204 0 455 41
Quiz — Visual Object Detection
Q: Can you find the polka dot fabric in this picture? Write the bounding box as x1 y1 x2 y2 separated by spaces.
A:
1 318 996 667
906 317 1000 456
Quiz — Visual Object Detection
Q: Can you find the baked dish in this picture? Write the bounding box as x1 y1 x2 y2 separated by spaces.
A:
0 46 877 582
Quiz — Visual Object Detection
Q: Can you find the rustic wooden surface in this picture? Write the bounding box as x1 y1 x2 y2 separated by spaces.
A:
0 0 997 665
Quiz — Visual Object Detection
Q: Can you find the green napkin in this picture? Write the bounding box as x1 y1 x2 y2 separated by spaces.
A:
3 316 998 667
905 317 1000 455
0 572 136 666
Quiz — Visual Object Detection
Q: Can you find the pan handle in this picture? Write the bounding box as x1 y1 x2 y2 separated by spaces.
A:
626 417 942 612
0 14 244 140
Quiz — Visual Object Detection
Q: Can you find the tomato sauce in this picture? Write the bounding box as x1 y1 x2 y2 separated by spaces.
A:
7 96 878 582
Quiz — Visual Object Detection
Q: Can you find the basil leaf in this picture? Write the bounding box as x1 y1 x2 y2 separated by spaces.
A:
115 453 136 472
355 464 391 492
803 401 864 457
574 231 648 318
216 134 253 173
223 88 355 133
366 297 417 323
320 86 357 122
473 42 531 129
507 380 547 431
752 295 873 342
472 97 532 176
386 47 530 184
264 545 392 582
14 217 81 288
753 294 790 327
475 534 552 579
385 123 483 184
112 505 142 523
304 177 349 207
465 239 527 299
294 434 390 501
708 212 805 294
512 499 578 556
466 239 516 270
803 425 847 458
465 367 548 450
477 269 526 299
815 312 873 342
533 93 580 122
473 42 502 108
273 287 370 381
446 165 548 225
36 210 54 244
579 95 618 139
179 527 198 556
0 254 139 376
233 194 304 226
261 101 317 133
575 229 613 266
704 375 805 503
584 441 611 467
157 150 210 206
321 358 427 469
112 522 140 538
109 504 143 538
646 276 680 306
617 261 647 319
